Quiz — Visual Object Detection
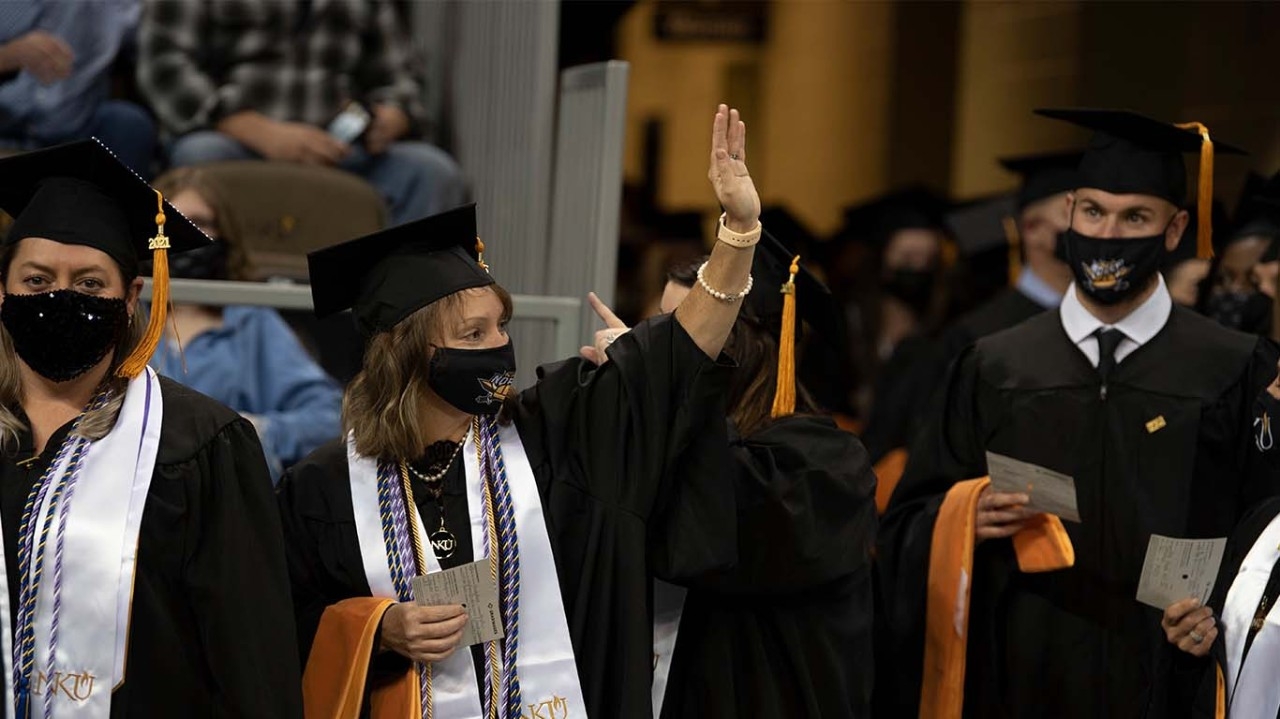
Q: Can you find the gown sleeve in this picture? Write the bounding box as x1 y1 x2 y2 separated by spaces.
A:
513 313 740 581
181 418 304 718
875 346 993 717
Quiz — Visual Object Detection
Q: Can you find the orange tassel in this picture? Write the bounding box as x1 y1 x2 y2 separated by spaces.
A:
475 236 489 273
1002 215 1021 287
116 191 171 379
771 255 801 419
1176 121 1214 260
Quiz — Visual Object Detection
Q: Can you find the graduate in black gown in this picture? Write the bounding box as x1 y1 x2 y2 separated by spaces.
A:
650 234 877 718
278 104 763 719
0 140 301 717
871 153 1082 472
878 110 1280 719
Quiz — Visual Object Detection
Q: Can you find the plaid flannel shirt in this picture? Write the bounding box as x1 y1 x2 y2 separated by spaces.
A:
137 0 426 137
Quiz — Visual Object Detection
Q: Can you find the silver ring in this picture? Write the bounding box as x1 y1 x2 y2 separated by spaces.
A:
1189 631 1205 644
604 332 620 346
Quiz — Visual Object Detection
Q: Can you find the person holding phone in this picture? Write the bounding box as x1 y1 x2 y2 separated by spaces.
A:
137 0 466 224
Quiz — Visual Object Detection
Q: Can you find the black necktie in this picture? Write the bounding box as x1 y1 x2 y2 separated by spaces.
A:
1094 328 1124 385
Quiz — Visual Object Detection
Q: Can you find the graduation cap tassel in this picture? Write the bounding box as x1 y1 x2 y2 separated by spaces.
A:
1002 215 1022 287
770 255 801 419
116 191 171 379
1175 121 1215 259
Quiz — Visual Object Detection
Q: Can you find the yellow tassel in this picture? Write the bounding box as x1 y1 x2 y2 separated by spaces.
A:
771 255 801 419
1176 121 1215 260
116 191 171 379
1002 215 1021 287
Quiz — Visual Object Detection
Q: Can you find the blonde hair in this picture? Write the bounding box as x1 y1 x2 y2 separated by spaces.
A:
0 241 148 454
152 167 253 280
344 285 513 462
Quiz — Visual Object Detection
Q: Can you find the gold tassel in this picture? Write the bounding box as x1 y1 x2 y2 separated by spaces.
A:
475 236 490 273
116 190 171 379
771 255 801 419
1002 214 1022 287
1176 121 1215 259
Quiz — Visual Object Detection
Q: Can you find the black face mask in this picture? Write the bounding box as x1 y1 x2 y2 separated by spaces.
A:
1206 289 1272 333
1063 227 1168 306
427 341 517 416
1 290 129 382
883 268 935 313
165 242 229 281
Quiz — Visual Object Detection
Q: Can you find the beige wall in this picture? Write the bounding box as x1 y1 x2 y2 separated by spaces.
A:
619 0 897 236
949 1 1083 198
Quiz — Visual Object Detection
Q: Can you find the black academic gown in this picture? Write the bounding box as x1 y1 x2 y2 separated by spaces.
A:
878 306 1280 719
864 288 1048 464
277 315 737 719
0 378 302 718
657 415 877 719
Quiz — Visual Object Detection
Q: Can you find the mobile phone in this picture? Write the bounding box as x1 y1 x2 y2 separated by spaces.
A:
327 102 372 144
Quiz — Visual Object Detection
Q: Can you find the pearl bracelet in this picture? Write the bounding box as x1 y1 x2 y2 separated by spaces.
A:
717 213 762 248
696 261 753 303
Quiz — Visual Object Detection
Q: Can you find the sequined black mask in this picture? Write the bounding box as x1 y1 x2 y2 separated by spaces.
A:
1 290 129 382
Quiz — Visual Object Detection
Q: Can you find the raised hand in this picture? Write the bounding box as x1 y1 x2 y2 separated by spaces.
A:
579 292 629 366
707 104 761 232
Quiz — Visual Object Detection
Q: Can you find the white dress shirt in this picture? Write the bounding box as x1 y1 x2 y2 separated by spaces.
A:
1059 275 1173 368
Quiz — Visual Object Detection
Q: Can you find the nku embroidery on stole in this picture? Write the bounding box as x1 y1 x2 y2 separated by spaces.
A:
522 695 570 719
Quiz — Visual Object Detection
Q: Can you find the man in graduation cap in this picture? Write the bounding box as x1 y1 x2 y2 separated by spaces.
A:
278 105 760 719
647 232 876 718
0 140 301 716
878 109 1280 718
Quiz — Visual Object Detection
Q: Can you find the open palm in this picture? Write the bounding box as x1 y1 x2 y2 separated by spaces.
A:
707 104 761 229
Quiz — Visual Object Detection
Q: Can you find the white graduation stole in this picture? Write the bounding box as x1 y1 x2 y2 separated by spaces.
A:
1222 512 1280 717
348 422 584 718
0 368 163 717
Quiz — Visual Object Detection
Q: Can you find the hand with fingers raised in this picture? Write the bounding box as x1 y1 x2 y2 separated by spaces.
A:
580 292 629 366
707 104 761 234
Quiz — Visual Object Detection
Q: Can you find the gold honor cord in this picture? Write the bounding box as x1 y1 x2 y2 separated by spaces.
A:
399 464 434 719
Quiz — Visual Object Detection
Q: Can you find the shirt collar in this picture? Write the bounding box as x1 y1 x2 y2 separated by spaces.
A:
1015 267 1065 310
1060 274 1172 346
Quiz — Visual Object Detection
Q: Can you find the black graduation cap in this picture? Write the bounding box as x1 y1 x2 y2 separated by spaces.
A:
308 203 492 337
1231 171 1280 245
839 186 950 248
0 139 208 277
743 229 841 347
0 139 211 379
744 229 841 417
998 149 1083 211
1034 108 1247 259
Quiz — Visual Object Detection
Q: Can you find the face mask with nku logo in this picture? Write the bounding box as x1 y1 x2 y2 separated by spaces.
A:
427 341 517 416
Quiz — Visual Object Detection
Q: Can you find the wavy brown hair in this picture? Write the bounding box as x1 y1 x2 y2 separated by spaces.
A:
344 284 514 462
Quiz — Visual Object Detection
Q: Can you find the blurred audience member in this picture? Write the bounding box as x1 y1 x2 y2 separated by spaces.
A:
835 190 950 458
1200 196 1275 333
0 0 156 174
137 0 466 224
149 167 343 479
